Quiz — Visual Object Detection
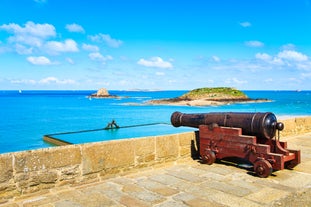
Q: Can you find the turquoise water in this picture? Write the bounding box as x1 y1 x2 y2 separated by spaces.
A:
0 90 310 154
49 123 193 145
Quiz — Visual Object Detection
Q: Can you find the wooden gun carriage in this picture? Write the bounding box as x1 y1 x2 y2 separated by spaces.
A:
171 111 300 178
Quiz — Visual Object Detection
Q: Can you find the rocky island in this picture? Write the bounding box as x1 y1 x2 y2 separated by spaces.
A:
89 88 119 98
148 87 270 106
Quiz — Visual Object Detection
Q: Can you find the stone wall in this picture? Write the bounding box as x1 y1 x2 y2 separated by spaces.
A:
0 116 310 203
0 132 198 203
281 116 311 137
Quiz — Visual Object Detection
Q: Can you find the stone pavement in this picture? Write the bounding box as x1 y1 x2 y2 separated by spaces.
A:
2 133 311 207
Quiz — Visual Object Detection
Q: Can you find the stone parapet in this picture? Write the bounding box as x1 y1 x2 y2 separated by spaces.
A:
0 132 197 202
280 116 311 137
0 116 310 203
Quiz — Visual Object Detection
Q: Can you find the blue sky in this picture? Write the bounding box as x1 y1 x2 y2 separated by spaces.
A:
1 0 311 90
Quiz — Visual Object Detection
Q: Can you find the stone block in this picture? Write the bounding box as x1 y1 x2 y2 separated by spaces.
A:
0 182 18 200
281 118 296 136
14 146 81 173
156 134 179 159
133 137 156 164
38 171 58 184
59 165 80 181
0 154 13 183
15 172 40 190
82 140 135 175
134 137 155 156
179 146 191 157
296 117 311 133
281 117 311 137
178 132 195 146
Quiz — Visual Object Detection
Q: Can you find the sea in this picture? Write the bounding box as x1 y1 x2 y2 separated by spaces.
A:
0 90 310 154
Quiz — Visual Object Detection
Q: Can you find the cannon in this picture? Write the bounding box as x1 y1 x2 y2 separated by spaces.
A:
171 111 301 178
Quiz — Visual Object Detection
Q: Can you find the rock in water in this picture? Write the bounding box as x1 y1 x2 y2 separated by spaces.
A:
89 88 118 98
96 88 110 97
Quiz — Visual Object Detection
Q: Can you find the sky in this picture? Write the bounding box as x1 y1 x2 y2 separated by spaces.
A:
0 0 311 90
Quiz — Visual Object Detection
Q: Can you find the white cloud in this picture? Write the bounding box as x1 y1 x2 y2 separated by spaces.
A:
11 79 36 84
38 77 76 84
255 50 311 70
277 50 308 62
240 22 251 27
10 77 76 86
245 40 264 47
66 57 74 64
89 33 123 48
15 44 33 55
271 57 284 65
44 39 79 54
255 53 272 61
212 55 221 62
82 43 99 52
0 21 56 49
281 44 296 51
255 52 284 65
137 57 173 69
88 52 113 62
225 77 248 85
27 56 52 65
65 23 85 33
156 72 165 76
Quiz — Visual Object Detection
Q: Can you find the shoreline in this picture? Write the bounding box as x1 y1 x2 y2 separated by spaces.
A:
147 98 271 106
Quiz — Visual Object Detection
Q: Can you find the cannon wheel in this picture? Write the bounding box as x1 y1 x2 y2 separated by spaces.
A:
254 159 272 178
202 149 216 165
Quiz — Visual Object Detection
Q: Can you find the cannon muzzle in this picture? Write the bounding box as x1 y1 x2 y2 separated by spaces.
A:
171 111 283 139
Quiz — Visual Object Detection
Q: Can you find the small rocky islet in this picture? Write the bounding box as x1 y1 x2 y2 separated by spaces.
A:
147 87 270 106
88 88 119 98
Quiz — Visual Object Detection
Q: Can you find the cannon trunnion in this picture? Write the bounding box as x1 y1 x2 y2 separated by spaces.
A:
171 111 301 178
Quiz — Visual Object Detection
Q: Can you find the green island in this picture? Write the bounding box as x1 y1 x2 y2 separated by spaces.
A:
148 87 270 106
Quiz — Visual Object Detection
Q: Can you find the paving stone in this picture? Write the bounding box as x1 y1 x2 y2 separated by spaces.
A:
149 173 184 186
77 190 119 207
55 190 84 203
227 179 262 193
54 200 82 207
293 160 311 174
122 184 165 204
119 195 150 207
136 179 179 196
154 199 188 207
166 168 203 183
185 197 225 207
173 192 223 207
110 177 136 186
185 182 262 207
245 186 290 205
274 171 311 189
22 195 59 207
90 182 125 202
200 180 252 197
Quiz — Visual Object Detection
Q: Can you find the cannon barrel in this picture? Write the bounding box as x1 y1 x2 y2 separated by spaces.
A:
171 111 284 139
